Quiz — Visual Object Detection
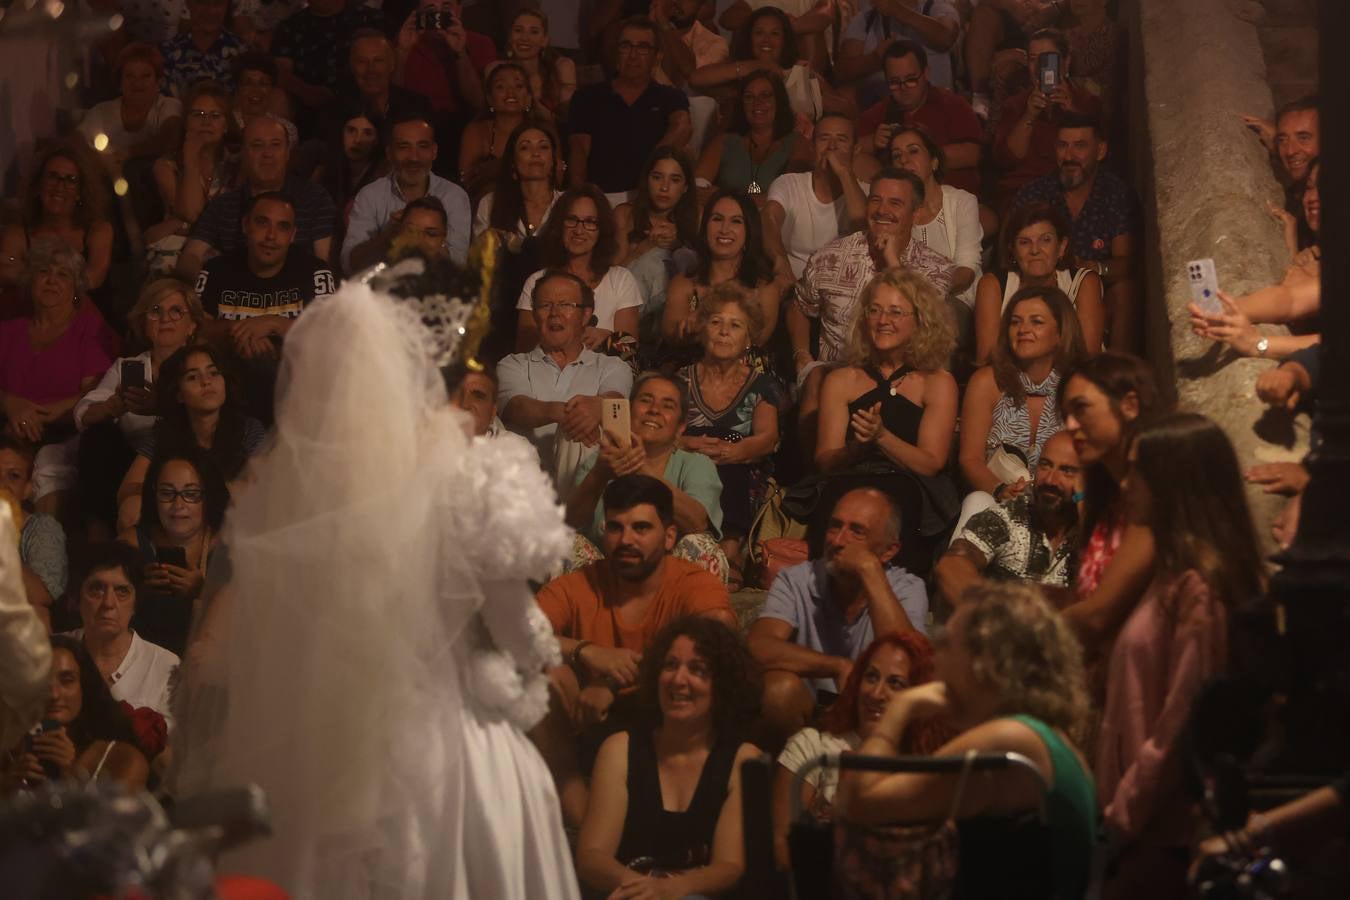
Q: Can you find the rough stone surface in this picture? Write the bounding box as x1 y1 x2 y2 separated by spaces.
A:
1129 0 1311 552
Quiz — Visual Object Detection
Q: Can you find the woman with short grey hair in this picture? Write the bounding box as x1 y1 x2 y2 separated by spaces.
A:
0 237 117 513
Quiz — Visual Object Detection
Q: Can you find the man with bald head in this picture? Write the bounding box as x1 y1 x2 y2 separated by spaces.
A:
748 486 929 748
178 114 337 279
934 429 1084 608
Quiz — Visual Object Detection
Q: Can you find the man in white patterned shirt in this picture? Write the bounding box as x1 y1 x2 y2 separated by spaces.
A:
789 167 955 380
934 431 1083 608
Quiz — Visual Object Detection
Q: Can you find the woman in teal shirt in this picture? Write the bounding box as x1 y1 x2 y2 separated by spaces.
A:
836 581 1098 899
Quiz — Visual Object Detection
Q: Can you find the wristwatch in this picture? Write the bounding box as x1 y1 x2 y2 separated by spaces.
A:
1256 337 1270 357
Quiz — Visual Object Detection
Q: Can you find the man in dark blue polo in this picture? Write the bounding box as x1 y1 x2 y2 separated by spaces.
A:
567 16 691 203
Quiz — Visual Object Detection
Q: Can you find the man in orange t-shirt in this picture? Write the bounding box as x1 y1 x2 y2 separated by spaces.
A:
533 473 735 826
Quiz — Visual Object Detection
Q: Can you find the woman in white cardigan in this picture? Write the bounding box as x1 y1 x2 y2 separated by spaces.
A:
889 126 983 347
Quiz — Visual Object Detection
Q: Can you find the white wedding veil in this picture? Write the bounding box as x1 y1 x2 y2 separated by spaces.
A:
171 277 487 896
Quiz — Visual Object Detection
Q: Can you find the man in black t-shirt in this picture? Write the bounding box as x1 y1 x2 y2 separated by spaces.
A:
272 0 388 118
567 16 691 197
195 192 336 361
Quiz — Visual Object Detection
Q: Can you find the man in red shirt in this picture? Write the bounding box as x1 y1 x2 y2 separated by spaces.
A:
991 28 1101 212
393 0 496 118
856 40 985 197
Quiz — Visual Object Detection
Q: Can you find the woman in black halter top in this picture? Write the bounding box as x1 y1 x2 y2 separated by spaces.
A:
813 268 961 574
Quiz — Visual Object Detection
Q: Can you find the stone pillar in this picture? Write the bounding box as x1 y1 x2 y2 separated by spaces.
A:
1126 0 1306 550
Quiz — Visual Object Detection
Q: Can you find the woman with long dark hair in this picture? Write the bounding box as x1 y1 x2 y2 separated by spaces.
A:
1057 352 1167 665
577 616 761 897
115 344 263 531
1 635 148 792
614 146 700 345
694 71 809 202
503 7 577 120
662 189 784 363
120 448 230 656
514 185 642 351
459 63 543 205
1096 413 1264 899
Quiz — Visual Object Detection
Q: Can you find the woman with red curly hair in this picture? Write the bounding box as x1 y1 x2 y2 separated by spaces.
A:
769 629 943 869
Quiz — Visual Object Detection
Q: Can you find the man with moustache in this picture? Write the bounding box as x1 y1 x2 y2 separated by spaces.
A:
533 474 736 825
1014 115 1137 349
748 487 929 748
934 430 1084 607
789 167 955 377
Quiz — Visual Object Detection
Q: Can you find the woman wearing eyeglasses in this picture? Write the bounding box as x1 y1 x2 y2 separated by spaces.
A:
515 184 642 352
115 344 264 533
119 449 227 656
0 142 115 295
75 279 204 537
144 82 241 272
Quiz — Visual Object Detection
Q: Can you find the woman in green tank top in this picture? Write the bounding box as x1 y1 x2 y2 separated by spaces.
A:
835 581 1099 899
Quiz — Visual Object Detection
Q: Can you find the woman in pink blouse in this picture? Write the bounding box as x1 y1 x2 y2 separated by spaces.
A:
1097 412 1264 899
0 239 117 514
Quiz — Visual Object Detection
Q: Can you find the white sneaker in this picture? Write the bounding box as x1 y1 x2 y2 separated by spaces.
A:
971 93 991 121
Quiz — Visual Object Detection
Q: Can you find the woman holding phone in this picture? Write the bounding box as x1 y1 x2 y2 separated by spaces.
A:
1 635 149 793
76 279 204 537
119 449 228 656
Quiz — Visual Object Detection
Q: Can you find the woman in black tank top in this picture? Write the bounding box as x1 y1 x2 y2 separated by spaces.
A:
813 269 961 575
576 617 760 899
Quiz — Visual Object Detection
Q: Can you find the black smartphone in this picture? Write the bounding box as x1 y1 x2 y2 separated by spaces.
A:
1038 52 1060 94
121 359 147 390
24 719 65 783
415 7 456 31
156 545 189 568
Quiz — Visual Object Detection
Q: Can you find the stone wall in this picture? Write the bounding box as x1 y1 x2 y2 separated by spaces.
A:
1124 0 1310 550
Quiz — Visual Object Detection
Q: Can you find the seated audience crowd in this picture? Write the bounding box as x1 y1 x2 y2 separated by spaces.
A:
0 1 1322 896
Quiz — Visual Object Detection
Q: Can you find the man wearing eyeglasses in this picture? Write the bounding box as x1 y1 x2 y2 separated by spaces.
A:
835 0 961 110
497 270 634 486
856 40 984 195
568 16 692 203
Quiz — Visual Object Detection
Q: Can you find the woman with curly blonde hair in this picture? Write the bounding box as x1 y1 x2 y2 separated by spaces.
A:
811 267 960 574
836 581 1097 900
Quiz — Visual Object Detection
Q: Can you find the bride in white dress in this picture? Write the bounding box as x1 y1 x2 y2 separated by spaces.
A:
170 253 581 899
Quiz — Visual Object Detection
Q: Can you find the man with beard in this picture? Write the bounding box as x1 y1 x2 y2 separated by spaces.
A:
934 430 1083 607
534 474 736 825
790 167 955 378
341 112 471 271
748 487 929 749
1014 115 1137 349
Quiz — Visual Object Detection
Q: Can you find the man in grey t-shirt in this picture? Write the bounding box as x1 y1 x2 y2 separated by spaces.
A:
748 487 928 749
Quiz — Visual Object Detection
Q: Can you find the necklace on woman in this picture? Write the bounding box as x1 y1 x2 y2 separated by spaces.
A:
745 133 775 195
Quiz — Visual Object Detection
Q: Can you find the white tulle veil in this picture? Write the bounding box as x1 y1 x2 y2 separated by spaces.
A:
171 274 489 896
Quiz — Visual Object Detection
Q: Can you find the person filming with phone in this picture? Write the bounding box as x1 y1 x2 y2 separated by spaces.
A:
496 270 634 490
1 635 149 794
395 0 496 121
992 28 1101 211
565 372 730 581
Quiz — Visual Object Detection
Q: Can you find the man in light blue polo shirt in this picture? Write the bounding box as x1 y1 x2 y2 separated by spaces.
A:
497 270 634 486
341 112 471 272
748 485 929 748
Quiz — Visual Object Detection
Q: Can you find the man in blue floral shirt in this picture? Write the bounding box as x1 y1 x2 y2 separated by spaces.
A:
161 0 246 96
1014 114 1139 350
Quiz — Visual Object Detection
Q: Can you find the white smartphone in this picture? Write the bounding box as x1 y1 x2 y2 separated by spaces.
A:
1186 258 1223 315
601 398 631 446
